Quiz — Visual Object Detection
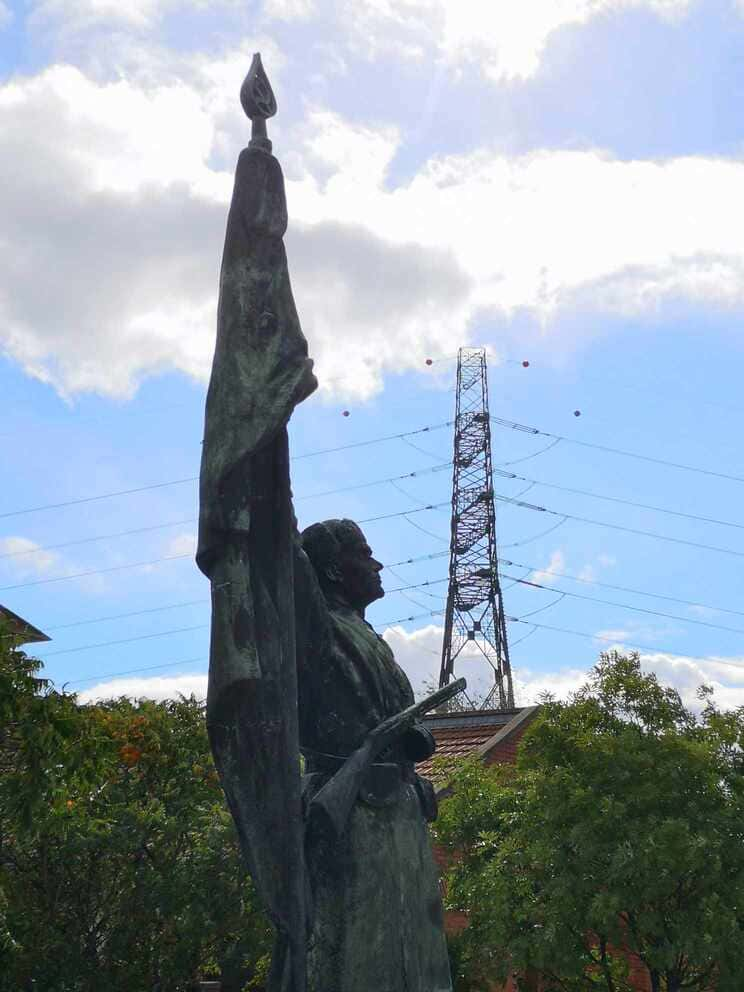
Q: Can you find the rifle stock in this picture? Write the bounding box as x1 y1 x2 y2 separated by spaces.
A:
307 677 466 841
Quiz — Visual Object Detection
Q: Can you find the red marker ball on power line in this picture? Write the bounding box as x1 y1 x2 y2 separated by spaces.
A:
342 410 350 417
574 410 581 417
522 360 530 367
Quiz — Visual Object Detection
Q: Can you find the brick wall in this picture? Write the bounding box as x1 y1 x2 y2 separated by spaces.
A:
429 713 658 992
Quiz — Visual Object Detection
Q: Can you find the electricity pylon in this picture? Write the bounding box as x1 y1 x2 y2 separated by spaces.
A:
438 347 514 709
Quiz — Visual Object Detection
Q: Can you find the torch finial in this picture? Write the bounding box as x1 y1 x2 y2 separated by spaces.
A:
240 53 277 153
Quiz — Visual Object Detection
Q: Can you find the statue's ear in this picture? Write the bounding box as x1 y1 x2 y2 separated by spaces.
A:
324 563 342 585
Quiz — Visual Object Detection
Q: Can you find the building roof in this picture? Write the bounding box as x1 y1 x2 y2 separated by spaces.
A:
0 605 50 645
418 705 540 784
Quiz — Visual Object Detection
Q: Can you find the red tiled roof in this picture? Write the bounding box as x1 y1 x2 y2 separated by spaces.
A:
417 724 503 778
417 706 540 784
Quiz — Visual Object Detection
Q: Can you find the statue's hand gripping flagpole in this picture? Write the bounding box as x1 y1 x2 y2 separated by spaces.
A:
197 55 316 992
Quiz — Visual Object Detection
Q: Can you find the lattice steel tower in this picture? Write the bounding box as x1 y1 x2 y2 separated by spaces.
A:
438 348 514 709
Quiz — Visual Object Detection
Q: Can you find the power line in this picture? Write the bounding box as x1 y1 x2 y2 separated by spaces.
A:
36 577 449 658
506 615 744 673
0 553 193 592
0 466 451 564
297 463 451 501
388 551 449 568
21 543 744 652
378 608 444 626
65 656 208 688
359 502 450 524
494 436 562 467
502 571 744 638
46 590 449 693
494 493 744 560
500 515 568 548
39 623 210 657
0 420 452 520
0 478 197 521
494 469 744 532
292 420 452 460
0 505 452 592
491 416 744 486
515 591 567 619
400 514 449 543
57 602 744 693
1 597 209 639
9 454 743 569
5 551 448 637
0 518 196 560
504 557 744 621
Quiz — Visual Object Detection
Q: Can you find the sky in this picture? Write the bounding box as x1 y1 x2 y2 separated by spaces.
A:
3 0 744 711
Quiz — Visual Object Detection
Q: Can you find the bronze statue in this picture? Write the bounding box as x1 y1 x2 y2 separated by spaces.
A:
197 54 462 992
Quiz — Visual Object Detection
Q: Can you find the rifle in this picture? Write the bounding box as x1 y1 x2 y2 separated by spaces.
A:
306 677 467 842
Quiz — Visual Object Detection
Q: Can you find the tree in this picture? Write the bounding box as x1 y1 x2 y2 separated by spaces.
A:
435 652 744 992
0 634 271 992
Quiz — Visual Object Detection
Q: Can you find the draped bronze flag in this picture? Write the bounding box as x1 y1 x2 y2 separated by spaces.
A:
197 123 316 991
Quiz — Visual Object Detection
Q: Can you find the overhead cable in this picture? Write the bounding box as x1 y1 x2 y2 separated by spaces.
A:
0 518 196 560
1 597 209 639
502 571 744 638
506 615 744 672
494 493 744 560
504 557 744 620
491 415 744 486
0 465 450 563
0 553 193 593
0 420 452 520
494 468 744 532
0 505 451 592
36 577 450 657
65 656 208 688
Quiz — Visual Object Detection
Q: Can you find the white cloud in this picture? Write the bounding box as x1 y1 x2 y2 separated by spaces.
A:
530 549 565 586
508 649 744 712
30 0 174 29
27 0 249 31
290 126 744 322
72 634 744 713
515 665 589 703
264 0 316 19
0 62 470 398
5 54 744 400
383 623 444 696
383 622 504 700
27 0 317 33
338 0 691 81
578 552 616 583
78 671 207 703
636 650 744 711
0 536 60 577
164 532 197 557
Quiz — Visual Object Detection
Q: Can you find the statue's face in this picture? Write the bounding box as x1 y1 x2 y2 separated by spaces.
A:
337 526 384 611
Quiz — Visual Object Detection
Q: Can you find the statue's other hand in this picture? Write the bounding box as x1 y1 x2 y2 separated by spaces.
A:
401 724 436 763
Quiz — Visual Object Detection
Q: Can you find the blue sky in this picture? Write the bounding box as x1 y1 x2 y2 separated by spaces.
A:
2 0 744 709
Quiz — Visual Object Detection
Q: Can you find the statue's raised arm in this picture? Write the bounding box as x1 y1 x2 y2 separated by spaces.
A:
196 54 316 992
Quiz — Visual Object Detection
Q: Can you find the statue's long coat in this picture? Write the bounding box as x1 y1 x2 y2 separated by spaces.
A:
295 559 452 991
197 143 451 992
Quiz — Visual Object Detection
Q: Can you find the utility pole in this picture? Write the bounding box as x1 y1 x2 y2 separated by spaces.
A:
438 347 514 709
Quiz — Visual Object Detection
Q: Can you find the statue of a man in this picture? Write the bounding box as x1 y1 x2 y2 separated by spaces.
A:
197 55 453 992
296 518 451 989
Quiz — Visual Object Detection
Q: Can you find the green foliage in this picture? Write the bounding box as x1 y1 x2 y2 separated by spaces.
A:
435 652 744 992
0 634 271 992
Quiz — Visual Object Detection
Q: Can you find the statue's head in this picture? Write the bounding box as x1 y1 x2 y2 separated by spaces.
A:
301 519 384 612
